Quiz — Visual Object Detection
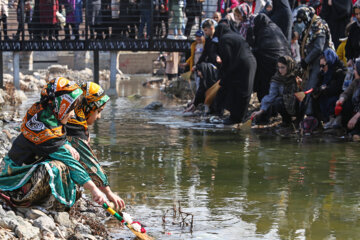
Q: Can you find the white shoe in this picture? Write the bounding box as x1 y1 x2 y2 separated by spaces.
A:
167 35 176 40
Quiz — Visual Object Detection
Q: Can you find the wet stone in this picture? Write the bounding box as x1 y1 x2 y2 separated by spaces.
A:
145 101 163 110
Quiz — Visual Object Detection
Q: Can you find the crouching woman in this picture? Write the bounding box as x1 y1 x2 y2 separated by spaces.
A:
335 58 360 140
0 78 108 210
66 82 125 211
251 56 300 126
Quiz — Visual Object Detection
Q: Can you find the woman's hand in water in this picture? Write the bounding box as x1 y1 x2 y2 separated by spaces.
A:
251 110 264 121
64 144 80 161
106 191 126 211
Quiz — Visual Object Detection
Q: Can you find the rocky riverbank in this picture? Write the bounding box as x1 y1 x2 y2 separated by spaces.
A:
0 196 109 240
0 65 130 108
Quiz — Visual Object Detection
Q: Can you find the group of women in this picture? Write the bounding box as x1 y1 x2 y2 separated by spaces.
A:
0 78 125 211
187 1 360 138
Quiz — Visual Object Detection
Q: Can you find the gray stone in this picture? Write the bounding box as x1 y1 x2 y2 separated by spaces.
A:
3 74 13 82
74 223 92 235
33 215 56 231
13 90 27 105
14 221 40 240
6 211 16 218
0 217 18 230
0 205 6 216
33 72 41 80
48 64 68 74
145 101 163 110
53 212 72 228
25 208 48 220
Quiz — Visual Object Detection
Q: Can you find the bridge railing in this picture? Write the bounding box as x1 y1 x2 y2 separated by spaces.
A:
0 0 219 51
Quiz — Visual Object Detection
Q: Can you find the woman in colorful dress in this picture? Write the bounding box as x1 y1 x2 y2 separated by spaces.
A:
0 77 109 211
66 82 125 211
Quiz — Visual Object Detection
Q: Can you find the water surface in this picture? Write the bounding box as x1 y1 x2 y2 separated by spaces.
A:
89 76 360 240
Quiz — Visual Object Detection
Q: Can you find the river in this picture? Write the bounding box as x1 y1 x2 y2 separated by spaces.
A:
16 75 360 239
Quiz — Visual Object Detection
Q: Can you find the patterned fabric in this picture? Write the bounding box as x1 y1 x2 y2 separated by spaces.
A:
41 77 83 121
235 4 255 39
0 161 81 211
237 3 251 20
21 77 82 146
0 144 91 208
66 82 109 140
297 7 334 56
81 82 110 118
67 136 109 187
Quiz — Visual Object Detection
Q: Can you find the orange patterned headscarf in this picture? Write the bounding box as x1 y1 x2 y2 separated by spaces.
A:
21 77 83 145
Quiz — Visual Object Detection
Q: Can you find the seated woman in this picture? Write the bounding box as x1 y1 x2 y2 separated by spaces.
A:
0 77 109 210
66 82 125 211
251 56 300 126
313 48 346 129
336 58 360 141
184 62 222 115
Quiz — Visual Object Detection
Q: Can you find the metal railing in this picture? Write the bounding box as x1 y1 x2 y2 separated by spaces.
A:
0 0 218 51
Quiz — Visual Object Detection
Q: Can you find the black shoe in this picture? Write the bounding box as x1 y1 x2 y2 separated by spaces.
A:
222 117 240 125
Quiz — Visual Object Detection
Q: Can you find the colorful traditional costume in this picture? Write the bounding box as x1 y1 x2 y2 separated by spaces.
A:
66 82 110 188
0 77 91 210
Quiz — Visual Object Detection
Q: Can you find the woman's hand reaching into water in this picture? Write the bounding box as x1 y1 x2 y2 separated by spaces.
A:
100 186 126 211
106 191 126 211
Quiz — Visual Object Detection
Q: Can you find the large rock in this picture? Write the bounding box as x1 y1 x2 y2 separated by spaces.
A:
33 215 56 231
53 212 72 228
